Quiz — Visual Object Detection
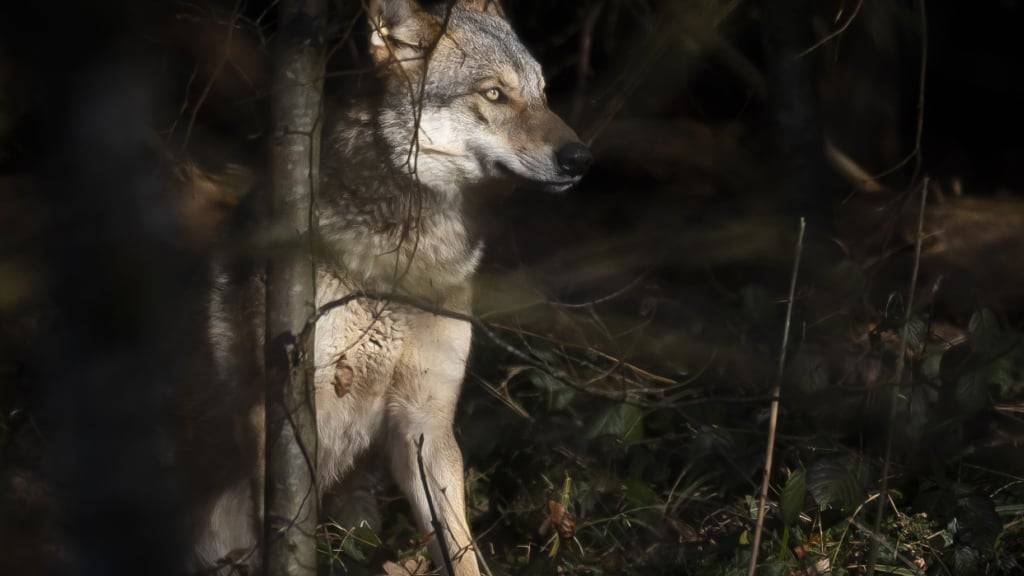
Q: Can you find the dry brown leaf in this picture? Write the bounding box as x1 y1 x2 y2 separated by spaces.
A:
541 499 577 541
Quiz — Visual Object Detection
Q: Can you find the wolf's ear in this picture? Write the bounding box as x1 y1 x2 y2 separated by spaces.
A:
367 0 439 67
458 0 506 19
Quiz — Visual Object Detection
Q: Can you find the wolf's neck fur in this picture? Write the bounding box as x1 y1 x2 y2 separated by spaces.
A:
318 101 482 298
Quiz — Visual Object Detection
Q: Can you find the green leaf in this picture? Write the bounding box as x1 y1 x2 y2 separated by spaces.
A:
348 525 381 548
955 370 991 415
527 369 576 410
341 536 366 562
867 566 921 576
338 524 380 563
622 404 645 441
807 457 864 511
953 545 981 576
778 526 790 561
947 333 1024 408
900 316 929 351
956 495 1002 550
745 494 758 520
920 343 946 382
586 403 644 441
624 477 659 507
987 344 1024 400
780 469 806 526
969 308 1002 352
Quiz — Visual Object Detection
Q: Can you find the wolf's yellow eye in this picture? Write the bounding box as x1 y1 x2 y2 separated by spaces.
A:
481 87 507 103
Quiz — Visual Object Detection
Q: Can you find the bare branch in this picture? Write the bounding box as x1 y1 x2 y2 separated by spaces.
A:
796 0 864 59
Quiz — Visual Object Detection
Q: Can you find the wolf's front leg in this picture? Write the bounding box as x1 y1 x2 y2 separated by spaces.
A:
389 430 480 576
387 312 480 576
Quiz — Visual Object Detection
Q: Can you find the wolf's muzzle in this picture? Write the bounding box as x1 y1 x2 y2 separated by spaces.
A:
556 142 594 178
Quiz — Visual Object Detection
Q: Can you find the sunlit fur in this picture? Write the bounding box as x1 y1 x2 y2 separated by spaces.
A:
369 0 584 195
193 2 587 575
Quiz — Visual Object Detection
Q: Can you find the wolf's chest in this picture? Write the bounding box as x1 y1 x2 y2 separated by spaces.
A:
312 274 409 482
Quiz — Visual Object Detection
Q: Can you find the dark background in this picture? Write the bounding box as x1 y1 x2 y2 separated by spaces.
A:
2 1 1023 575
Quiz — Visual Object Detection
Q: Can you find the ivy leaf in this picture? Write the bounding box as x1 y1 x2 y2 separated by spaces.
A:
586 403 644 441
780 469 806 527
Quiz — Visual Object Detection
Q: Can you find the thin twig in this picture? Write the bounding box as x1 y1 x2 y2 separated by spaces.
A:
554 272 648 309
746 217 806 576
486 323 677 386
416 434 456 576
908 0 929 186
865 0 929 185
866 178 929 576
307 291 662 406
796 0 864 58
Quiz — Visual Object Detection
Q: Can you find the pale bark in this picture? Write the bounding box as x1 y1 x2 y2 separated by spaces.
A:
264 1 325 575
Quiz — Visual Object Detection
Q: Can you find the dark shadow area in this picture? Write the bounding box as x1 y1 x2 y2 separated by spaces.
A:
2 1 1022 575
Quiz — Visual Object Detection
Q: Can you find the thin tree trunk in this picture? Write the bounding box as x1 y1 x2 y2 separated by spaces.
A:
264 1 325 575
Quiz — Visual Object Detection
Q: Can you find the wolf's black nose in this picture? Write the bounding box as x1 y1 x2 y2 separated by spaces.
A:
556 142 593 177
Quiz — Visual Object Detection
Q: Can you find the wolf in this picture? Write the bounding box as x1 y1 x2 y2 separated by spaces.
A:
190 0 591 574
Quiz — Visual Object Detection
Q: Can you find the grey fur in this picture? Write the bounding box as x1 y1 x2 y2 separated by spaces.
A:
191 2 588 574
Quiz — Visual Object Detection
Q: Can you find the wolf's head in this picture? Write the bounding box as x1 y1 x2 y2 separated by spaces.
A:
367 0 592 194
